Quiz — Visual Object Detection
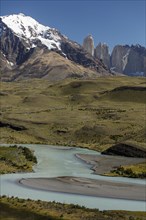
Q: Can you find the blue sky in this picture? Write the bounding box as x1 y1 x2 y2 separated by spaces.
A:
0 0 145 51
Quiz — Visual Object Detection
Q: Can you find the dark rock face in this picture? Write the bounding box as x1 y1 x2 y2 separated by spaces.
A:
102 143 146 158
0 18 33 66
61 41 105 72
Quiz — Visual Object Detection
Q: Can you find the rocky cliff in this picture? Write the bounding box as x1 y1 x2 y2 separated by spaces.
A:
83 35 94 56
111 45 146 76
94 43 110 69
83 35 146 76
102 142 146 158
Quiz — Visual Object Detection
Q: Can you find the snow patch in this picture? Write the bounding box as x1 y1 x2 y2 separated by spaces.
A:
1 13 62 51
1 13 51 38
37 36 61 50
122 49 130 70
7 60 14 66
1 51 6 57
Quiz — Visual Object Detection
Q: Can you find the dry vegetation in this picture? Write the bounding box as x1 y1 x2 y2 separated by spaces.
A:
0 76 146 151
0 145 37 174
108 162 146 178
1 196 146 220
0 76 146 219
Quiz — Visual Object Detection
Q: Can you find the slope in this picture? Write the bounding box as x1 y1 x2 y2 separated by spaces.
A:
0 76 145 151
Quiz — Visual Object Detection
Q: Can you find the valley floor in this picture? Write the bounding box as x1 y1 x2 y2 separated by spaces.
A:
0 76 146 152
1 76 146 219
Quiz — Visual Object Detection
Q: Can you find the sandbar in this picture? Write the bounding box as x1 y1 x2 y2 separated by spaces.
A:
19 176 146 201
76 153 146 175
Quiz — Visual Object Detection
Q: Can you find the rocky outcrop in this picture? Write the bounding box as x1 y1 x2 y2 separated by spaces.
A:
82 34 146 76
83 35 94 56
94 43 110 68
125 45 146 75
111 45 130 73
111 45 146 76
102 143 146 158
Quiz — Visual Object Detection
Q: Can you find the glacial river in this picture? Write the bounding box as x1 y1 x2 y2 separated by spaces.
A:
0 144 146 211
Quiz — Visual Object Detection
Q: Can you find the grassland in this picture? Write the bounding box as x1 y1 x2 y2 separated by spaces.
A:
0 76 146 151
108 162 146 178
0 76 146 176
0 77 146 218
1 196 146 220
0 145 37 174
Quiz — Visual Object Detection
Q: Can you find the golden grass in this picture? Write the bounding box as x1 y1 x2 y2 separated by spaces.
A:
0 76 146 152
1 196 146 220
122 162 146 176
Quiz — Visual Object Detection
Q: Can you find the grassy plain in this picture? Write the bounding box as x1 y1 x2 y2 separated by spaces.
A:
1 196 146 220
0 76 146 151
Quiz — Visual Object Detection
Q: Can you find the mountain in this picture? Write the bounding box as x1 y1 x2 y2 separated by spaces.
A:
83 35 146 76
83 35 94 56
111 44 146 76
94 43 110 69
0 13 109 81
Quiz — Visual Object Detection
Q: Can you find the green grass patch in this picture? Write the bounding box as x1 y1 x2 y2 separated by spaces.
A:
0 145 37 174
105 162 146 178
112 163 146 178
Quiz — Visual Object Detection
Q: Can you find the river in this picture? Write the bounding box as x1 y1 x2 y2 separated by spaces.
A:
0 144 145 211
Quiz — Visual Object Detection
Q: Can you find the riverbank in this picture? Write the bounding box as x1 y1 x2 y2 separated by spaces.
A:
19 176 145 201
1 145 145 211
0 145 37 174
1 196 146 220
76 153 146 177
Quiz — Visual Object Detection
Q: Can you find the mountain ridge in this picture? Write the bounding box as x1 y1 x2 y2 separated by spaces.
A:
1 13 145 81
0 13 109 81
82 35 146 76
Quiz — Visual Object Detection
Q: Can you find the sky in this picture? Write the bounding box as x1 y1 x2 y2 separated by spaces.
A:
0 0 145 52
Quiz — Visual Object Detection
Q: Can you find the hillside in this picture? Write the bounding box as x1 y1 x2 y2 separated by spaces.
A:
0 76 146 151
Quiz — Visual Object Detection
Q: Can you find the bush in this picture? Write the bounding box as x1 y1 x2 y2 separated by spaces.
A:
21 147 37 163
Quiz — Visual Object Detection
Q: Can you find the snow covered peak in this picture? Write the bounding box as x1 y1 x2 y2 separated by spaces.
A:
1 13 61 50
1 13 50 38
